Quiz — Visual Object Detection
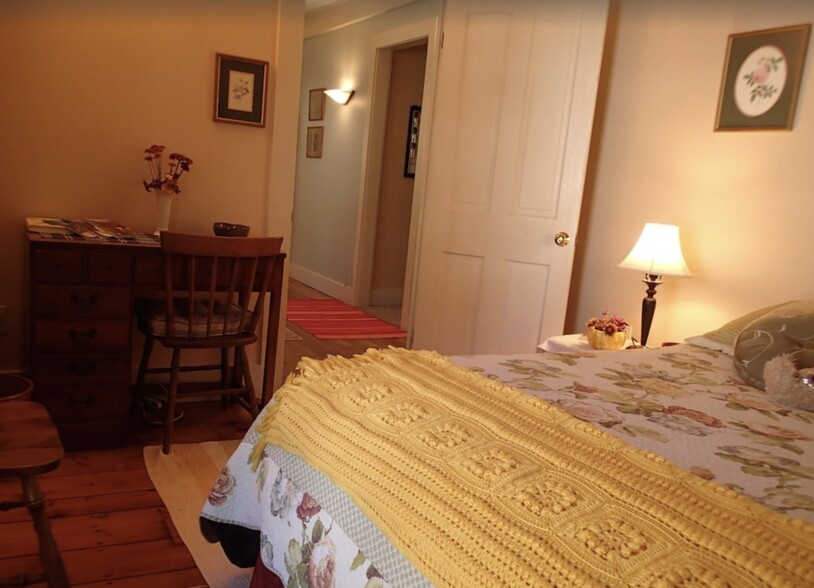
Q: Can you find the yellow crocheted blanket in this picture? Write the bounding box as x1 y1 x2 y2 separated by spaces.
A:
253 348 814 587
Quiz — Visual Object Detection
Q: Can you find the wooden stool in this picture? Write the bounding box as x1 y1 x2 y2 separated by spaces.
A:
0 401 69 588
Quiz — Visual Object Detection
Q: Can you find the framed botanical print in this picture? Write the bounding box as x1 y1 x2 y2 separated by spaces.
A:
309 88 326 121
214 53 269 127
715 24 811 131
306 126 324 158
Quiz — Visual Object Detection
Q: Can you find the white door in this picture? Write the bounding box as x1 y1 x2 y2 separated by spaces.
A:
410 0 608 355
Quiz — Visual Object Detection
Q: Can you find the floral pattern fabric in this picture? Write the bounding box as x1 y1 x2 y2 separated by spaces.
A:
202 441 387 588
452 344 814 523
201 343 814 587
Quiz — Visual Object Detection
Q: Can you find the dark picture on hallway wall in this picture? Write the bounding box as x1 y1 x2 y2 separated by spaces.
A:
404 105 421 177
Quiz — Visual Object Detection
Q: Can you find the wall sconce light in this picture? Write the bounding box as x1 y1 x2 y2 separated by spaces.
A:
324 89 354 105
618 223 691 347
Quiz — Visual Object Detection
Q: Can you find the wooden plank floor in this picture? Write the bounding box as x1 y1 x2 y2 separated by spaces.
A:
0 280 405 587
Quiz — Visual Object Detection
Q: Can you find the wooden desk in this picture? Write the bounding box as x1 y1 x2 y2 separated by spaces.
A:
26 233 286 450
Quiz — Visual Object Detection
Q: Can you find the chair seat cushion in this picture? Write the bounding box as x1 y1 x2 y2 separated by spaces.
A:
137 298 253 338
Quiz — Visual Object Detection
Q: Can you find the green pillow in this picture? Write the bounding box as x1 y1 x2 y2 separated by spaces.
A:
733 300 814 389
685 302 788 354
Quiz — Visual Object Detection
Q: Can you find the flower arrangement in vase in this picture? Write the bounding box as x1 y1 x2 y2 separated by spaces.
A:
585 311 629 350
143 144 193 194
142 144 193 233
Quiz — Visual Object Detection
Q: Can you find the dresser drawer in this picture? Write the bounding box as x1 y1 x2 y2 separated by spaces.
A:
32 250 83 283
88 252 133 283
33 285 131 318
134 253 164 286
34 384 131 423
32 354 131 385
33 319 130 353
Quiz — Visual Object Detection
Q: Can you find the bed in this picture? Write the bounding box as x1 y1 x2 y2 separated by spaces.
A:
199 306 814 587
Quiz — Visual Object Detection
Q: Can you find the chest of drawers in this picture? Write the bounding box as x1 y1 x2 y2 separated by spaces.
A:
26 232 285 450
27 235 162 450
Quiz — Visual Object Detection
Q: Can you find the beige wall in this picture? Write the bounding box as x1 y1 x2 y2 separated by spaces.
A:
3 0 812 369
0 0 302 372
567 0 814 345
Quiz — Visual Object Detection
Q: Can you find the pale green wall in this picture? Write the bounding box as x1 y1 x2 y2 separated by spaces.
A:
291 0 440 297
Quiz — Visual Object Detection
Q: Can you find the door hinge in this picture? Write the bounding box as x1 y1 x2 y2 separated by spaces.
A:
440 32 444 49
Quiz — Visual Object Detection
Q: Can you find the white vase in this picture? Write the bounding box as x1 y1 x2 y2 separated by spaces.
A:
154 191 173 234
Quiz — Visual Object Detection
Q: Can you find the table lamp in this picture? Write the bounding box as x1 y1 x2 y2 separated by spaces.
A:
618 223 691 347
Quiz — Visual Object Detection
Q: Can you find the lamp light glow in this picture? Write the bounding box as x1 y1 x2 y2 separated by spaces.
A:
324 89 354 105
618 223 691 277
619 223 691 347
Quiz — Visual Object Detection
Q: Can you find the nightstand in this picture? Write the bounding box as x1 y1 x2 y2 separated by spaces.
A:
538 334 592 352
539 333 637 352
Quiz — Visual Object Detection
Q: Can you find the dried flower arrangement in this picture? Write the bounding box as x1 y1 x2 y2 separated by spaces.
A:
585 311 629 335
585 312 630 350
143 144 193 194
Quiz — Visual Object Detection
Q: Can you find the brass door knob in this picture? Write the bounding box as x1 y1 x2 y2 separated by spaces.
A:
554 231 571 247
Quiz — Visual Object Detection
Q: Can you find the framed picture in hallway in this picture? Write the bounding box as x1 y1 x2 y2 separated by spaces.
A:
715 24 811 131
309 88 326 121
404 105 421 177
214 53 269 127
306 126 324 158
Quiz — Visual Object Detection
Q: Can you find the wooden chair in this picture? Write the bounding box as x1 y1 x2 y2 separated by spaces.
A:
0 401 70 587
134 232 284 454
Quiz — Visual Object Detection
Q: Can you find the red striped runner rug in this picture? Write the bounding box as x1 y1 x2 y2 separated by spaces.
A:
286 299 407 340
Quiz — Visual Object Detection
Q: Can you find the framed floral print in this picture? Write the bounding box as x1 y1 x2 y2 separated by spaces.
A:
308 88 326 121
715 24 811 131
214 53 269 127
306 126 324 158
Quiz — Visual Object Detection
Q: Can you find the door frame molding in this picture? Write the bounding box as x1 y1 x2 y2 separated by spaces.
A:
350 16 441 339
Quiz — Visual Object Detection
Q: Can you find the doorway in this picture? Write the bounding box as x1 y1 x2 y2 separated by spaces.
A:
364 41 427 327
352 18 440 336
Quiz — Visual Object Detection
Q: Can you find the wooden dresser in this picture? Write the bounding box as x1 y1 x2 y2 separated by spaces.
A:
26 232 285 450
27 233 162 450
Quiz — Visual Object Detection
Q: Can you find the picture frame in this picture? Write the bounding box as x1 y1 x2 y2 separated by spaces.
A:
404 105 422 177
306 126 324 158
214 53 269 127
715 24 811 131
308 88 326 121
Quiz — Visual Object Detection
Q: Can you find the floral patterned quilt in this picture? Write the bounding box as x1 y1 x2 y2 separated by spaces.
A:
200 344 814 587
454 344 814 523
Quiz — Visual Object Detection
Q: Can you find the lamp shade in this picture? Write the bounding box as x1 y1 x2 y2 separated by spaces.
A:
618 223 691 277
324 89 354 105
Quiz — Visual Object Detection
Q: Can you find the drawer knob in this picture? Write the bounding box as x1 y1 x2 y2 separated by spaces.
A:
68 328 98 343
70 293 99 308
68 361 97 376
68 395 96 409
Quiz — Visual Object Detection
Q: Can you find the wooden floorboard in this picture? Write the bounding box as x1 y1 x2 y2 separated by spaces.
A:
0 279 404 587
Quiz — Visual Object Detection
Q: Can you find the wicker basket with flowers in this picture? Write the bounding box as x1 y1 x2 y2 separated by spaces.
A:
585 311 629 350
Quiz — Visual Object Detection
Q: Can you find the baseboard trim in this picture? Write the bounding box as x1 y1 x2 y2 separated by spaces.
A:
289 264 353 303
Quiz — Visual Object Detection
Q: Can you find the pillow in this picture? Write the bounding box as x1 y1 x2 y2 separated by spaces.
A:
684 301 789 354
733 300 814 389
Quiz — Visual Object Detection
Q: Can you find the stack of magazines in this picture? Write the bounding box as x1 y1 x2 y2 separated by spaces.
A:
26 217 139 240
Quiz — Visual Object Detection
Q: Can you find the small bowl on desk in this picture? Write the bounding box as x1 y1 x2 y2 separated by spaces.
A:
213 222 250 237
